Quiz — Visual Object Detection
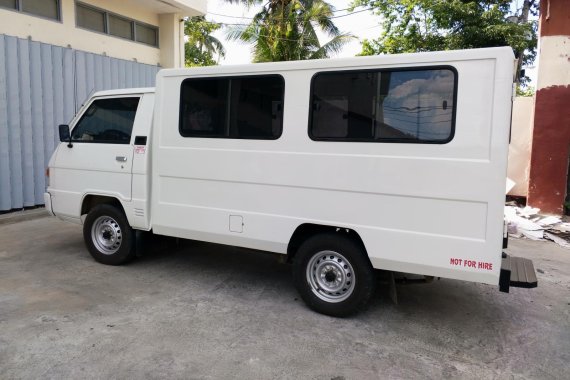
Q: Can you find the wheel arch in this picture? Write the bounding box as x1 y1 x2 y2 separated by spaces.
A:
286 223 369 264
81 194 126 219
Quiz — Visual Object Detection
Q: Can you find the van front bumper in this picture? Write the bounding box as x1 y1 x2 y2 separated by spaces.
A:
44 192 55 216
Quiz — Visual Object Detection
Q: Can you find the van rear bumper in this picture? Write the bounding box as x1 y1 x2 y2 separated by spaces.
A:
499 254 538 293
44 192 55 216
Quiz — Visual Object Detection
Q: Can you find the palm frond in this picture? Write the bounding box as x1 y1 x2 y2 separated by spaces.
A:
222 0 351 62
309 34 355 59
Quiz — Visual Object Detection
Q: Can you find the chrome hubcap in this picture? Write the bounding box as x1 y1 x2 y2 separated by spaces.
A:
306 250 355 303
91 216 122 255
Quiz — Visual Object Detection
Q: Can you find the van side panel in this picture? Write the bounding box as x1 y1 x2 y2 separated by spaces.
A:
129 93 154 229
151 48 513 286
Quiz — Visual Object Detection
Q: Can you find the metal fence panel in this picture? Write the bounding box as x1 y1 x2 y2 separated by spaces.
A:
0 34 159 211
30 41 45 205
18 38 36 207
0 36 11 210
40 44 55 188
5 36 24 209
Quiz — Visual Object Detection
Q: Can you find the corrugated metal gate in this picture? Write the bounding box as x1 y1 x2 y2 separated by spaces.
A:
0 34 159 211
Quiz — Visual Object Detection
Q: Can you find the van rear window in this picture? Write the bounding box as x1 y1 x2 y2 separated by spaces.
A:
179 75 285 140
309 67 457 143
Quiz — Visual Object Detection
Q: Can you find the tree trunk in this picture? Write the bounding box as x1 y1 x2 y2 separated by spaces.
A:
514 0 534 87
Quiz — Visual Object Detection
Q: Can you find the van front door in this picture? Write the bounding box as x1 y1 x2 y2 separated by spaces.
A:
51 96 140 219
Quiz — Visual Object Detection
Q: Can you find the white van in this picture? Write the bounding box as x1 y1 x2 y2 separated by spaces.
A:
45 47 536 316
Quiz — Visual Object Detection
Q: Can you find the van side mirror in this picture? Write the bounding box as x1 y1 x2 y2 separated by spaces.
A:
58 124 72 148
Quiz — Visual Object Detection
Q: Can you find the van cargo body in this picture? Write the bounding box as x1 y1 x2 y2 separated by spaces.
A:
45 47 537 316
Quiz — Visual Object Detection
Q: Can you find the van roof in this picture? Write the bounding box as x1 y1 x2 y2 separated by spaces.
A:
89 47 514 97
157 46 514 78
92 87 155 97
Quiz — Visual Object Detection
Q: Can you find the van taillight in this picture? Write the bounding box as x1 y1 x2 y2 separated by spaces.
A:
45 167 50 178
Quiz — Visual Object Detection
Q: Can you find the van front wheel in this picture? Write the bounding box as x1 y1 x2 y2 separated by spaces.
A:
83 204 135 265
293 233 376 317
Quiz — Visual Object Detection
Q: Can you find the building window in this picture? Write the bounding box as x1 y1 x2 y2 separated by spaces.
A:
0 0 61 21
75 2 159 47
309 67 457 143
180 75 285 140
109 14 133 40
135 23 158 47
76 3 105 33
71 97 140 144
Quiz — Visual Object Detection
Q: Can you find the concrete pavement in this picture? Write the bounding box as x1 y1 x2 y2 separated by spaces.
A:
0 217 569 379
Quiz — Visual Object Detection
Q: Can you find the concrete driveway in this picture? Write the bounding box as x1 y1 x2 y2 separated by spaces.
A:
0 215 569 379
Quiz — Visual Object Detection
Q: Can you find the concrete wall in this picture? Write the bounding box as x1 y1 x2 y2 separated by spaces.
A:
527 0 570 214
507 97 535 197
0 34 159 211
159 13 185 69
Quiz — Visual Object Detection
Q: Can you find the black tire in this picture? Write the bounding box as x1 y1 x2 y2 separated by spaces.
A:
293 233 376 317
83 204 136 265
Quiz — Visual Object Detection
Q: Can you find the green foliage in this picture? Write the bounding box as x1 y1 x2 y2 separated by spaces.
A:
184 16 226 67
354 0 538 84
516 85 534 97
225 0 354 62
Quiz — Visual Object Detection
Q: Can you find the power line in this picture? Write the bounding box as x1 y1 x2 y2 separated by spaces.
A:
206 10 377 29
384 106 452 113
207 8 374 24
382 115 453 125
213 26 339 42
206 5 370 20
384 105 450 111
206 12 255 20
205 21 368 42
191 7 379 43
330 8 375 19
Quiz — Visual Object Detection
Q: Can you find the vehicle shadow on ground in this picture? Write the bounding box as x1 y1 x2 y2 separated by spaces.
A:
130 234 512 329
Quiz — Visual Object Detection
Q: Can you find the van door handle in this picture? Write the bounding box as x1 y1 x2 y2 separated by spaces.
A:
116 156 127 162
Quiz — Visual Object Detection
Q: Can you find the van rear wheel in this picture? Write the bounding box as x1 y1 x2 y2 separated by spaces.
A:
293 233 376 317
83 204 135 265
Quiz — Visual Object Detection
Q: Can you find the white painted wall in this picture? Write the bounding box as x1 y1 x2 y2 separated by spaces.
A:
159 13 186 70
536 36 570 90
507 97 534 197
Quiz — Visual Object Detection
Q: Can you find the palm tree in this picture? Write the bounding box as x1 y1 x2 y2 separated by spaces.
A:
225 0 354 62
185 16 226 66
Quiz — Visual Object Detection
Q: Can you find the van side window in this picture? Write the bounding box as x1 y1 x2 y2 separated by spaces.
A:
71 97 140 144
309 68 456 143
179 75 284 140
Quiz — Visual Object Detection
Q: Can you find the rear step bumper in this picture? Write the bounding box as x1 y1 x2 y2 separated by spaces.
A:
499 254 538 293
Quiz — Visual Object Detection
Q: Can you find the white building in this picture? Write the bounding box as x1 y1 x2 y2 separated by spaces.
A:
0 0 206 68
